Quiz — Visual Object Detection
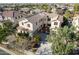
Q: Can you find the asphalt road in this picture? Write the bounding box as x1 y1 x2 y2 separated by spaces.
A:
0 49 10 55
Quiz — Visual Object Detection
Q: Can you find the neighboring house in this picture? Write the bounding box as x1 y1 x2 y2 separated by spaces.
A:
0 15 3 21
17 12 63 35
68 7 74 11
2 10 24 22
72 15 79 31
56 8 64 15
49 13 63 31
13 11 22 19
19 8 31 17
17 12 48 35
0 11 4 21
32 9 42 14
19 8 30 13
51 7 56 13
44 12 63 31
2 10 14 22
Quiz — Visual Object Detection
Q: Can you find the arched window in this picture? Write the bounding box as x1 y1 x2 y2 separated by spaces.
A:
27 24 30 27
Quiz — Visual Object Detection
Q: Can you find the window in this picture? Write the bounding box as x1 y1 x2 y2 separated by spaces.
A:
54 22 58 25
41 25 42 27
47 16 50 21
22 22 24 25
47 24 51 26
47 18 50 21
27 24 30 27
15 17 17 19
36 22 37 25
39 20 40 23
41 19 42 21
21 15 23 17
18 16 20 18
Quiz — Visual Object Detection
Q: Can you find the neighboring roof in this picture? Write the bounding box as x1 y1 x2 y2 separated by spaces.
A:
13 11 20 17
3 11 14 17
20 8 30 12
57 15 63 22
45 13 58 18
33 9 42 13
4 7 14 11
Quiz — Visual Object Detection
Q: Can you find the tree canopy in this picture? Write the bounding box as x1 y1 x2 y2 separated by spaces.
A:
47 26 77 55
64 10 72 19
74 4 79 13
0 21 14 43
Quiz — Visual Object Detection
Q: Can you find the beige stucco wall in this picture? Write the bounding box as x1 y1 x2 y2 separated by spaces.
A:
73 16 79 31
50 15 61 31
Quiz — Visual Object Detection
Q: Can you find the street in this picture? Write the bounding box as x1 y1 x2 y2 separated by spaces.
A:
0 46 15 55
0 49 10 55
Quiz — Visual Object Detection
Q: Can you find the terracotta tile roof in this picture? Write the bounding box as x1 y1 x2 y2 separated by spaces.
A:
3 11 14 17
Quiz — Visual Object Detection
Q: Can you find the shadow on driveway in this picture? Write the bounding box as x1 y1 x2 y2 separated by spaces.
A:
38 32 48 44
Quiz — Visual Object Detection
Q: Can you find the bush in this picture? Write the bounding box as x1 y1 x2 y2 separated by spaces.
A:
34 35 40 44
17 32 29 38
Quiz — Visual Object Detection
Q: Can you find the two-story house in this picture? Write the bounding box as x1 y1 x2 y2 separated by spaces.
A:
45 13 63 31
17 12 48 35
2 10 14 22
17 12 63 36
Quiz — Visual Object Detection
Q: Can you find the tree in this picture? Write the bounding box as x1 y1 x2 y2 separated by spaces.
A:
34 34 40 44
17 32 29 39
47 26 76 55
3 20 14 34
74 4 79 13
14 5 20 11
64 10 72 19
40 4 49 12
0 21 15 43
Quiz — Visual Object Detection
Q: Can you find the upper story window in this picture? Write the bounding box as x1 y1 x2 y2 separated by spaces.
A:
21 15 23 17
22 22 24 25
54 22 58 25
36 22 37 25
27 24 30 27
47 16 50 21
41 19 42 21
18 16 21 18
47 18 50 21
15 17 17 19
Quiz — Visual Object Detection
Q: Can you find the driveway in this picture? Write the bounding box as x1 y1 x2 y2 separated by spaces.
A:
38 32 48 44
35 42 52 55
35 31 53 55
